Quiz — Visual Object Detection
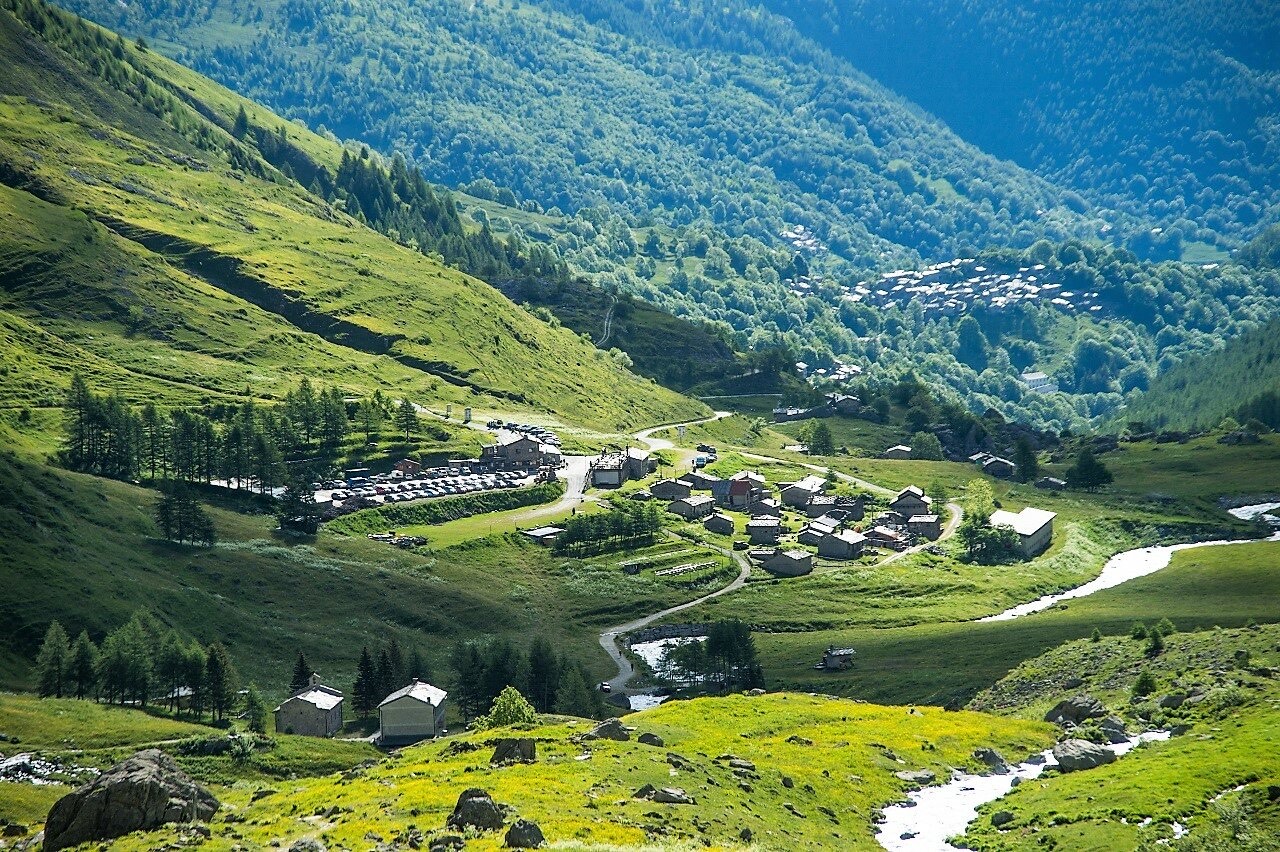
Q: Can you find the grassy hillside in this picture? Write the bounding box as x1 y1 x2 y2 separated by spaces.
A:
5 693 1051 851
960 624 1280 849
0 440 730 699
0 0 702 430
754 539 1280 707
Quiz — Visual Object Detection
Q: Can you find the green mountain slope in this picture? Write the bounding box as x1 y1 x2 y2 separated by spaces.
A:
759 0 1280 254
1122 316 1280 431
0 0 702 430
60 0 1105 268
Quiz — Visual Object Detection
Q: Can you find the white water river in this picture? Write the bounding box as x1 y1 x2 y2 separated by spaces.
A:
876 504 1279 850
876 733 1170 851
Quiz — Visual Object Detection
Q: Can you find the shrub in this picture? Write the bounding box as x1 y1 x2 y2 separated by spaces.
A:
1132 669 1157 697
1130 622 1148 639
1090 628 1102 643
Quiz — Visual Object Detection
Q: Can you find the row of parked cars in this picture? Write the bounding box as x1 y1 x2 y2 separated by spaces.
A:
490 419 562 446
328 470 529 505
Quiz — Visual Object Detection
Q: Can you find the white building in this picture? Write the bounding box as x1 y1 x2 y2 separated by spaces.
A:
990 507 1057 557
378 679 449 746
1020 371 1059 394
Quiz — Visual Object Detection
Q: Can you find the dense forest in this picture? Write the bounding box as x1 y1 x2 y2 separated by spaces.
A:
760 0 1280 252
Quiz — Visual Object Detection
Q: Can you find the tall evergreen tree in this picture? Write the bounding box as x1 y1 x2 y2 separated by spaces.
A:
526 637 561 713
353 646 377 719
394 397 419 441
1014 437 1039 483
290 652 312 694
67 630 99 700
35 621 70 698
243 683 268 733
205 642 237 722
375 648 394 704
553 666 598 718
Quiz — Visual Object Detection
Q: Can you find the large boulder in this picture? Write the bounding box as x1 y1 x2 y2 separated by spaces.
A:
1044 695 1107 726
1052 739 1116 772
445 788 505 832
43 749 218 851
490 738 537 765
583 718 630 742
894 769 937 785
973 748 1009 774
1098 716 1130 745
504 818 545 848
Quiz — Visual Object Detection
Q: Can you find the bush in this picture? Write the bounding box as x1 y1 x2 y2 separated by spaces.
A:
1132 669 1157 697
1130 622 1148 639
473 686 538 730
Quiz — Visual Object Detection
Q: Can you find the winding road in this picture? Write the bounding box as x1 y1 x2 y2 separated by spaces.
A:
597 411 964 699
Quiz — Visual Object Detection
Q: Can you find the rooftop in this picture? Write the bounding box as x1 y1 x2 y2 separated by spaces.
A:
990 507 1057 536
379 679 448 708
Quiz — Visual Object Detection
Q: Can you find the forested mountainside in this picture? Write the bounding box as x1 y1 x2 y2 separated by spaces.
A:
61 0 1103 268
760 0 1280 253
0 0 702 429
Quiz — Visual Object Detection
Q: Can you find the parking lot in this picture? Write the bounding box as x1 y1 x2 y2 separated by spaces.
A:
317 468 534 508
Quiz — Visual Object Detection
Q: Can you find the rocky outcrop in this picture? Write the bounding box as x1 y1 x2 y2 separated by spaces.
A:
445 788 505 832
1044 695 1106 726
1098 716 1130 745
973 748 1009 774
633 785 695 804
490 738 537 765
288 841 326 852
504 819 545 848
1052 739 1117 772
894 769 937 785
637 732 664 747
43 749 218 851
583 719 630 742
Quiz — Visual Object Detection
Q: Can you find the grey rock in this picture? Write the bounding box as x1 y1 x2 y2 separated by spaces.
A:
445 788 505 832
504 819 544 848
728 758 756 772
1062 677 1084 690
1157 693 1186 709
651 787 696 805
637 733 664 747
429 835 465 852
632 784 657 800
781 775 794 789
1098 716 1130 745
583 718 630 742
1044 695 1107 726
972 748 1009 774
894 769 937 785
991 810 1014 828
745 688 766 696
1010 776 1022 788
490 738 537 765
288 841 326 852
739 827 753 842
43 749 218 852
1052 739 1117 772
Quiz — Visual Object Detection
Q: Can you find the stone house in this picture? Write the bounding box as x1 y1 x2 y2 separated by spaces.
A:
746 516 782 545
650 478 692 500
703 513 735 535
377 679 448 746
817 529 865 560
889 485 932 518
274 673 344 737
982 456 1017 479
749 497 783 517
907 514 942 540
781 475 827 507
667 495 715 520
989 507 1057 557
798 518 837 547
764 549 814 576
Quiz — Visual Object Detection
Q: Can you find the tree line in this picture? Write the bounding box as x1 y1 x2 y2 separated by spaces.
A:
449 636 606 723
34 612 242 723
659 621 765 692
346 640 430 719
552 500 664 555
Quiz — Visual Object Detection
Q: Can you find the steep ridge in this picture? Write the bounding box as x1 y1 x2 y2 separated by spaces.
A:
0 0 704 429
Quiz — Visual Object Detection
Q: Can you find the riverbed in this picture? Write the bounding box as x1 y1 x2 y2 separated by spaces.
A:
875 732 1171 851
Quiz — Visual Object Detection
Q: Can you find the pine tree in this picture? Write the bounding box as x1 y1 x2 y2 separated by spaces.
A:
387 637 406 687
450 642 487 722
394 397 419 441
526 637 561 713
353 646 377 719
183 641 208 717
290 652 312 694
553 666 597 718
232 105 249 139
375 648 394 704
1066 448 1113 490
1013 437 1039 483
67 631 99 700
156 631 188 712
807 421 834 455
407 648 429 681
205 642 237 722
35 621 70 698
243 684 267 733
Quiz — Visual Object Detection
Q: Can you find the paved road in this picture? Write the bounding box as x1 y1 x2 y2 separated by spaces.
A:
598 543 752 695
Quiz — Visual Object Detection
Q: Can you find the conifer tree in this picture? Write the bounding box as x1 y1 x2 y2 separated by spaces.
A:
553 666 598 718
243 683 267 733
205 642 237 722
353 646 377 719
1014 437 1039 482
290 652 312 694
67 630 99 700
35 621 70 698
394 397 419 441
